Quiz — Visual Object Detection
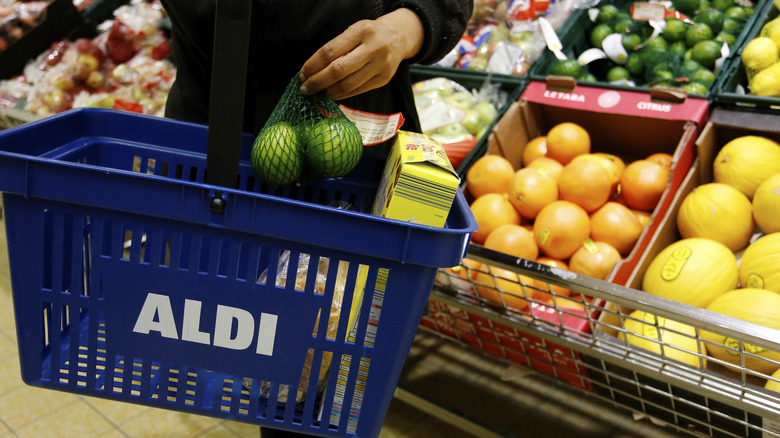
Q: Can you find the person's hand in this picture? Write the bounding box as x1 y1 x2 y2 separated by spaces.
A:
298 8 424 101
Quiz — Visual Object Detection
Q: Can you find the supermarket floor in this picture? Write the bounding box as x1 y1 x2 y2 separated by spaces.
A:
0 208 684 438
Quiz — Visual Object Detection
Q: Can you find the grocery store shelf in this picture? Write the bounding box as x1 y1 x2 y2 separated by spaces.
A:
427 243 780 438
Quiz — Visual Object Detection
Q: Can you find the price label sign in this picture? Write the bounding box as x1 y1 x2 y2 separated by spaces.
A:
631 2 667 21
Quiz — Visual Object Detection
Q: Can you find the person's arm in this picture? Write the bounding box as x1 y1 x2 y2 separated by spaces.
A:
299 0 473 100
298 8 424 101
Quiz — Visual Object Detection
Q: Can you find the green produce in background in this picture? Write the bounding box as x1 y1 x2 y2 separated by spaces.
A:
545 0 755 94
741 12 780 97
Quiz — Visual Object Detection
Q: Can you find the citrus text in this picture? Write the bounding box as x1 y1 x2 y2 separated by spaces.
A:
637 102 672 112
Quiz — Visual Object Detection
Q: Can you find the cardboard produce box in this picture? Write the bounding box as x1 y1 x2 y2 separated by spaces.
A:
587 107 780 437
485 81 708 288
430 80 709 390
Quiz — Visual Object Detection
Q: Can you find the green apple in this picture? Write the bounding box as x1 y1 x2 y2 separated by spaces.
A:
460 109 482 135
467 55 488 72
445 91 474 111
434 123 470 138
473 101 498 126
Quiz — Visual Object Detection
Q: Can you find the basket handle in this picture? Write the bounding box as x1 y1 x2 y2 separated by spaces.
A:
205 0 253 214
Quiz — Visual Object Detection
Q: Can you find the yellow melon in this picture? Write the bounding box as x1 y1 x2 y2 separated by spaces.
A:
676 183 755 252
642 238 738 308
713 136 780 199
739 233 780 293
767 368 780 393
702 288 780 375
752 173 780 233
618 310 706 369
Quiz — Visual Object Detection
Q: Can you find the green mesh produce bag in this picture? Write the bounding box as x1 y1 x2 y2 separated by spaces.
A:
250 74 364 186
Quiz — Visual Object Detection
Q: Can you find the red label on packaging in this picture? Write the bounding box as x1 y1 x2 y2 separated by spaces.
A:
521 81 709 125
499 334 525 352
529 300 591 334
458 332 483 349
534 0 550 13
339 105 404 146
468 312 492 327
492 321 518 337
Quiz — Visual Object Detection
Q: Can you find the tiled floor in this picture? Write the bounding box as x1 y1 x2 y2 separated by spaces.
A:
0 205 682 438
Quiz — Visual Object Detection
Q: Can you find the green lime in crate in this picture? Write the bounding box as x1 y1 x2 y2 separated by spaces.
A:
530 0 768 99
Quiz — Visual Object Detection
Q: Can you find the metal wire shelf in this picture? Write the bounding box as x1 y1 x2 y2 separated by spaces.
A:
427 245 780 438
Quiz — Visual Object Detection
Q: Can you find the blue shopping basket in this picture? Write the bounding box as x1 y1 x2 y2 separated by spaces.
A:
0 3 476 435
0 106 476 436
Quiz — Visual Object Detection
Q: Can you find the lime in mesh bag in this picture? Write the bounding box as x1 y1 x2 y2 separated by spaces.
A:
251 73 364 186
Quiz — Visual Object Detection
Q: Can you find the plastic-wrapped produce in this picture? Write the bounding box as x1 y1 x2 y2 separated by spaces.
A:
0 0 175 118
413 77 505 167
437 0 575 76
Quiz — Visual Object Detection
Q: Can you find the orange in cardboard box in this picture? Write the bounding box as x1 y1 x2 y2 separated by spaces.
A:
506 166 559 219
533 200 590 260
466 154 514 198
558 158 612 212
545 122 591 165
470 193 521 244
590 202 644 256
620 159 669 212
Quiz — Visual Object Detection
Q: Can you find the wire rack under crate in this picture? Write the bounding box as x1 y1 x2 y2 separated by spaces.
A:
428 245 780 438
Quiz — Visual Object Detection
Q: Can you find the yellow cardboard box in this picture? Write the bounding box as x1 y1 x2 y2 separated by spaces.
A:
372 131 460 228
333 133 461 417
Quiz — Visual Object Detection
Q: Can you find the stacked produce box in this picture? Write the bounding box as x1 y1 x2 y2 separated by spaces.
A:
429 79 710 392
426 0 780 436
581 107 780 437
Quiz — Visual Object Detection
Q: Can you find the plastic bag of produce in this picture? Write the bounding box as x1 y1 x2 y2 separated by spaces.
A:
243 250 347 404
413 77 504 167
251 74 363 186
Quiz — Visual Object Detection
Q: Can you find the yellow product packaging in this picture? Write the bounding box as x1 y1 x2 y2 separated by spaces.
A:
326 134 461 426
372 131 461 228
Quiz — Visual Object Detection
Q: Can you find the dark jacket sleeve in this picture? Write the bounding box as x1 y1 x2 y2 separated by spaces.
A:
388 0 473 66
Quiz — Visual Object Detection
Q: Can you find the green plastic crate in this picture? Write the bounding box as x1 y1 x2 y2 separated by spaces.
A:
714 0 780 113
530 0 770 100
